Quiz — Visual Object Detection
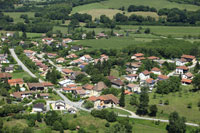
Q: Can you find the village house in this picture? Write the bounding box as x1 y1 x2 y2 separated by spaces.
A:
181 54 196 63
5 66 14 73
27 83 45 91
139 70 151 81
56 57 65 63
71 45 83 51
126 83 140 93
8 78 24 87
0 73 12 80
176 66 189 75
100 54 109 61
125 74 138 82
147 56 160 61
11 91 35 99
54 100 66 110
32 103 45 113
157 75 169 81
126 62 142 74
39 93 49 99
111 79 124 89
59 79 75 87
88 94 119 109
6 32 14 37
62 68 74 75
0 54 9 63
42 82 54 89
176 58 187 66
131 53 144 60
181 78 192 85
62 85 82 93
93 81 108 93
96 33 108 39
182 72 193 79
1 36 7 42
107 75 117 82
66 53 78 59
80 55 93 63
151 67 161 75
47 53 57 58
144 78 156 90
82 84 98 97
70 59 84 65
62 38 73 44
24 50 35 57
42 38 54 45
74 89 86 98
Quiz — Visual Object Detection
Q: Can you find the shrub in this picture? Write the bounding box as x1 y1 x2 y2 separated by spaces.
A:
187 103 192 109
106 111 117 122
83 100 94 109
164 100 169 105
105 122 110 127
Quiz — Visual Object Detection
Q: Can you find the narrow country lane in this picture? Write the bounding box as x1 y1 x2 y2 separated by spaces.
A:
9 48 43 82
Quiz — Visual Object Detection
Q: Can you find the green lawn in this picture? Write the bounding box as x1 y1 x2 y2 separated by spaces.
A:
4 12 35 23
73 36 153 50
12 71 31 79
120 25 200 38
72 0 200 14
106 108 131 115
125 85 200 123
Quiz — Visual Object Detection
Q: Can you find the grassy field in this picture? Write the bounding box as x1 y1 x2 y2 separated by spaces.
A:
12 71 31 79
72 0 200 14
73 37 139 49
79 8 160 20
120 25 200 38
4 12 35 23
106 108 131 115
125 85 200 123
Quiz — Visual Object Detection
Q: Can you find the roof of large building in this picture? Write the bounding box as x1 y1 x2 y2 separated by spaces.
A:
8 78 24 85
181 54 195 59
93 81 108 91
176 66 189 70
27 83 44 88
88 94 119 104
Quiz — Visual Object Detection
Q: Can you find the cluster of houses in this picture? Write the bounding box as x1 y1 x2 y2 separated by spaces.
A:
124 53 196 93
24 50 49 76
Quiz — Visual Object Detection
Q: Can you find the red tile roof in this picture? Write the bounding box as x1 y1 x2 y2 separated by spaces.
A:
181 55 195 59
134 53 144 57
83 84 94 90
127 83 137 88
181 78 192 83
176 66 189 70
151 67 160 72
158 75 169 80
148 56 160 60
8 79 24 85
185 72 193 78
42 82 54 87
127 74 138 77
88 94 119 104
62 69 74 74
142 70 151 75
124 90 132 95
146 78 154 84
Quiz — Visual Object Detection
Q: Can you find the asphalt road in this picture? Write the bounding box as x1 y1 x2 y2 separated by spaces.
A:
55 89 90 112
9 48 43 82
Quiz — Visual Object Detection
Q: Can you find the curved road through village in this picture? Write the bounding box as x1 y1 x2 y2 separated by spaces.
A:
9 48 199 127
9 48 43 82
